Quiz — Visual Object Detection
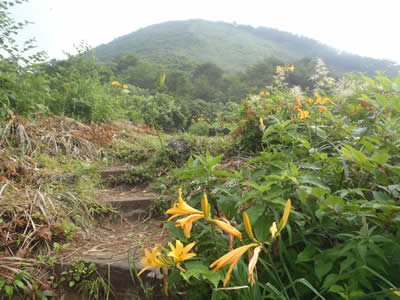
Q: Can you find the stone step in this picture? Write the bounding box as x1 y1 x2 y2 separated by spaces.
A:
55 219 169 299
47 168 129 185
97 168 128 180
105 196 156 220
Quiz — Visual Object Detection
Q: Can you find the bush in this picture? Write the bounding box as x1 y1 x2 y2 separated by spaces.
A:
188 121 209 136
141 93 186 132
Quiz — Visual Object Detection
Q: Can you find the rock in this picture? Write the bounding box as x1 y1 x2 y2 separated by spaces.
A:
167 139 189 154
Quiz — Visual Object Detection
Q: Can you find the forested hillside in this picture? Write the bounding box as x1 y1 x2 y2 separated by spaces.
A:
94 19 400 76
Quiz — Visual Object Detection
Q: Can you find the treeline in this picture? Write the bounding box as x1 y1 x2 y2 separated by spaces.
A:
104 53 318 102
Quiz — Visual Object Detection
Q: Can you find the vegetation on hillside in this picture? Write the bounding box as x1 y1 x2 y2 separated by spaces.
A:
94 19 400 76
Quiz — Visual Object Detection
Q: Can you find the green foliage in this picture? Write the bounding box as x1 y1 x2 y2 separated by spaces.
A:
0 0 49 119
141 93 186 131
46 44 117 123
188 121 209 136
162 71 400 298
58 261 97 289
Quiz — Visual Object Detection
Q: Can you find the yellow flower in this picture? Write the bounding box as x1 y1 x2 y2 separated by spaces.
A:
287 65 295 72
390 288 400 296
212 219 242 239
123 84 128 89
248 246 262 286
315 93 321 105
260 91 265 96
166 188 203 221
112 81 121 87
276 65 282 73
323 97 336 106
167 240 197 264
210 243 258 286
269 222 278 238
298 109 311 120
175 214 204 238
243 212 257 242
259 117 265 131
270 199 292 239
201 193 210 218
137 247 166 276
252 86 257 91
308 98 314 104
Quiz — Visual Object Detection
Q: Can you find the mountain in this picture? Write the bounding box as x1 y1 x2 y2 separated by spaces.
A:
94 19 399 76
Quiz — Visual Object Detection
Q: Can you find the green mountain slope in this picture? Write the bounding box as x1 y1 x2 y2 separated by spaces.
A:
94 19 399 75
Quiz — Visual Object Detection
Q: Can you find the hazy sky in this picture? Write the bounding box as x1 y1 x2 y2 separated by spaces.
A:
10 0 400 63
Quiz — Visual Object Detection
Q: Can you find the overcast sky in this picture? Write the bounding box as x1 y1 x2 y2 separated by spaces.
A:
10 0 400 63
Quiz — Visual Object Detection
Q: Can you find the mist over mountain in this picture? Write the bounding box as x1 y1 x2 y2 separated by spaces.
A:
94 20 399 76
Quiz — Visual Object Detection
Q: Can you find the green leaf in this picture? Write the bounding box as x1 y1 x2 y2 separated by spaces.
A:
0 278 5 288
253 215 271 241
297 137 311 149
325 195 345 211
181 261 223 287
339 256 355 274
5 285 14 296
217 192 239 219
322 274 338 290
246 204 265 224
372 153 389 165
390 95 400 112
296 245 317 263
375 93 388 107
372 191 391 201
14 279 26 290
312 188 327 199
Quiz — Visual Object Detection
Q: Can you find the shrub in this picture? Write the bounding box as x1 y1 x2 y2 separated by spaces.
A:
188 121 209 136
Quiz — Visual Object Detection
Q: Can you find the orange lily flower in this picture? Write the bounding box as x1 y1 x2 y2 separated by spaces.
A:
167 188 203 221
167 240 197 263
390 288 400 296
175 214 204 238
210 243 258 286
315 93 321 105
298 109 311 120
137 247 166 276
168 240 197 272
212 219 242 239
